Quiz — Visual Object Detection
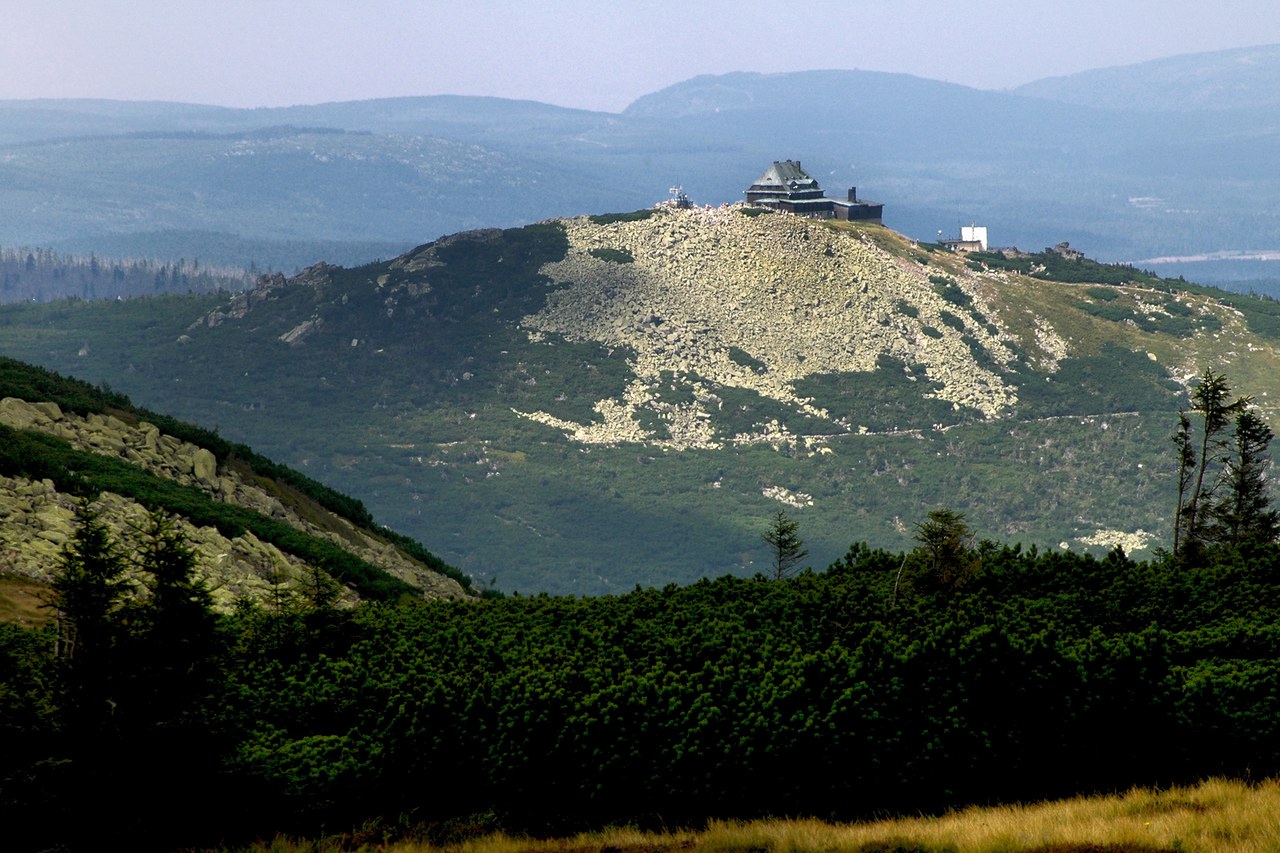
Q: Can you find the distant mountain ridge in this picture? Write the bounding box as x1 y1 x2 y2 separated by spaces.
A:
1013 44 1280 112
0 95 609 147
623 68 991 117
2 45 1280 278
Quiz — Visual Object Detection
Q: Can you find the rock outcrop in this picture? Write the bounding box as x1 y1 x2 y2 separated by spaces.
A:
0 397 469 609
514 206 1020 449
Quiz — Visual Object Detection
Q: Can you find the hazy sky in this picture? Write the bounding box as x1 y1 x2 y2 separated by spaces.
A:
5 0 1280 112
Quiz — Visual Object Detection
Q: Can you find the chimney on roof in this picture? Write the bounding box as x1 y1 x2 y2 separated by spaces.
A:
849 187 857 202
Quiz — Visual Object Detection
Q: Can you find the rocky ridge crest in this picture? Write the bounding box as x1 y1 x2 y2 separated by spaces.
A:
0 397 468 609
515 206 1022 449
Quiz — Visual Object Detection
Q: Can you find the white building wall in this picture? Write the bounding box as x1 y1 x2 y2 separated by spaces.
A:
960 225 988 251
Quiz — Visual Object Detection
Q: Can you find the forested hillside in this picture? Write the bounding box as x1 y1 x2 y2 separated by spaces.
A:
0 246 251 303
5 503 1280 849
4 208 1280 592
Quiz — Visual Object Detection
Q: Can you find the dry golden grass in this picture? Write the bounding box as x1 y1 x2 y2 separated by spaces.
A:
347 778 1280 853
0 571 54 628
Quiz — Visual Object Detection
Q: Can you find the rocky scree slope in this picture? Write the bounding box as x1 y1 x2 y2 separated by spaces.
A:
0 395 470 614
512 206 1277 447
516 207 1019 450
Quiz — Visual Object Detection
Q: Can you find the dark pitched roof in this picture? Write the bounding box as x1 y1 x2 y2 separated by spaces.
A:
750 160 820 192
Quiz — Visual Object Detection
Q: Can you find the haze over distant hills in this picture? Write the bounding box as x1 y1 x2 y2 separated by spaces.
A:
1012 44 1280 111
0 45 1278 287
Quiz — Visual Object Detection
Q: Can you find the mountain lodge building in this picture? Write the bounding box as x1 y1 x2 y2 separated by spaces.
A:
744 160 883 223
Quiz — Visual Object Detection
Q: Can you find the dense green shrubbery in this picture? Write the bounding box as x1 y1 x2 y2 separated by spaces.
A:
8 519 1280 847
1075 298 1134 324
791 356 964 432
1226 291 1280 339
0 357 132 415
145 413 383 529
588 247 634 264
967 250 1165 287
1073 296 1221 338
587 210 656 225
930 275 971 307
0 357 381 533
938 310 966 332
1014 344 1183 417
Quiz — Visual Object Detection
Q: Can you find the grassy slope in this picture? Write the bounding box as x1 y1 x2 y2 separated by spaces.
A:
470 779 1275 853
2 213 1279 593
0 575 51 629
216 777 1278 852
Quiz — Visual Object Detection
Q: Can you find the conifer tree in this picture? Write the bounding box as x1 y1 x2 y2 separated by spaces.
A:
1173 370 1279 555
1178 369 1249 555
1210 410 1280 547
50 501 129 732
762 510 807 580
911 508 976 594
1172 412 1196 556
131 509 220 718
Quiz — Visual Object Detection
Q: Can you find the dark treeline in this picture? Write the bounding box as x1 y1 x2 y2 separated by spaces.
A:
5 518 1280 849
0 246 252 303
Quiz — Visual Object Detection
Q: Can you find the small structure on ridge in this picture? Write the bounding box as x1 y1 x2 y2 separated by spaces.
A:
663 185 693 209
744 160 883 223
942 224 989 253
